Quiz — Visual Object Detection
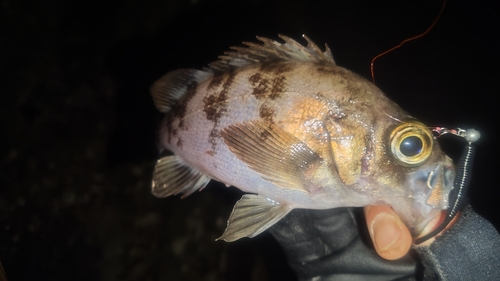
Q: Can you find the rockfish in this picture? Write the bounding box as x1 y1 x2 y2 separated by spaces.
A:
150 34 455 241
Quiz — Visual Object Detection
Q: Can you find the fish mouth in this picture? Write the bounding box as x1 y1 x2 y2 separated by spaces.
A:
414 209 447 241
408 155 455 235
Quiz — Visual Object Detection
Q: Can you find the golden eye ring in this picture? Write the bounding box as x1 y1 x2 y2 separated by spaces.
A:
390 121 433 167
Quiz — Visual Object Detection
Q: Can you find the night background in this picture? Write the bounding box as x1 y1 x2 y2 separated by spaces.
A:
1 0 499 280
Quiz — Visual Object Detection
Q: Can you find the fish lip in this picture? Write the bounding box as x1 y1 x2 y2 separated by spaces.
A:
414 210 447 240
408 156 455 235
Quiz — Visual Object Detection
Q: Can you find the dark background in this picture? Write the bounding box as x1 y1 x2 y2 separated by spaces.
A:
1 0 499 280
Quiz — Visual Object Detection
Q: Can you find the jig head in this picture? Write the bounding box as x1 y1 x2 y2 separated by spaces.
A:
414 127 480 244
431 127 481 143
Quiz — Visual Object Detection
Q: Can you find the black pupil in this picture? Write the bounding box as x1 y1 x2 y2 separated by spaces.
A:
400 136 423 157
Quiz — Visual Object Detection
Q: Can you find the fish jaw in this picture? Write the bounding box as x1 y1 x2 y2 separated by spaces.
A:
398 155 455 236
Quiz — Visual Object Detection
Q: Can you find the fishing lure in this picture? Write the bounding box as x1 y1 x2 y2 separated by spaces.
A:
414 128 480 244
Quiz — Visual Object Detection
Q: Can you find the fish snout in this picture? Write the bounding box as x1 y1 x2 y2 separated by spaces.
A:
409 155 455 234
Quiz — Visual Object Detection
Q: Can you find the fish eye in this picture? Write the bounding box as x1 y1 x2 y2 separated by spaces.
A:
400 136 422 156
390 122 433 166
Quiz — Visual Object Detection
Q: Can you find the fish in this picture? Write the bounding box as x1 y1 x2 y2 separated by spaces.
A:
150 34 455 242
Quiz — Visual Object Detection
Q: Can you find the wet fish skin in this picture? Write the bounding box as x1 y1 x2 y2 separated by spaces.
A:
150 35 455 241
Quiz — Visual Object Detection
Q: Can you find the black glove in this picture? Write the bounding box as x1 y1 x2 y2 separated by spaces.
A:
269 207 417 281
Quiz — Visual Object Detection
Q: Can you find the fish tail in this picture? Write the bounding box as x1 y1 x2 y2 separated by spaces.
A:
150 69 212 113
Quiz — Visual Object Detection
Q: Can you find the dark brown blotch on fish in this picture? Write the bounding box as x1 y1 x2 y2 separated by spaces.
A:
208 128 222 152
259 130 272 140
203 70 236 152
259 104 275 123
172 82 198 128
203 94 224 122
260 62 292 75
164 82 198 144
269 76 285 100
203 71 234 122
248 72 285 100
260 62 292 100
164 116 177 144
208 74 225 90
249 73 270 100
177 138 183 148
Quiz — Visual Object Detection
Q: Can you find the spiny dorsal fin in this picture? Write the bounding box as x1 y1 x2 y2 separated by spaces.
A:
209 34 335 73
151 69 212 113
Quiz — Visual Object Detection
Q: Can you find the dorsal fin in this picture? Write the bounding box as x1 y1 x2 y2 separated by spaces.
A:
208 34 336 73
150 69 212 113
151 35 335 113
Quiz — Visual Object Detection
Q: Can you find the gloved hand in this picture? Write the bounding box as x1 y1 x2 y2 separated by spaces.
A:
269 207 417 281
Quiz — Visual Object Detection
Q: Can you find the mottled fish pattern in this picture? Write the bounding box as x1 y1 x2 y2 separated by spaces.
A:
150 35 455 241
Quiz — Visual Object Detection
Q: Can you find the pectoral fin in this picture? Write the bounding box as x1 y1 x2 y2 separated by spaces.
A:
152 155 211 198
217 194 292 242
220 120 322 192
